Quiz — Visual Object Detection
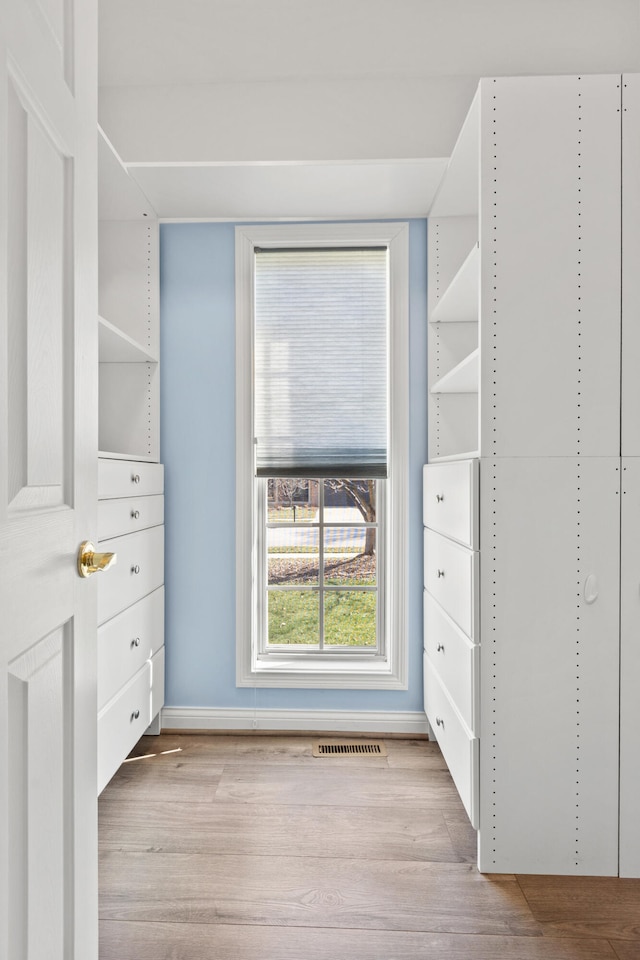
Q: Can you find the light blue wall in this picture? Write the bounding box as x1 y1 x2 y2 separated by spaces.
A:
160 220 427 712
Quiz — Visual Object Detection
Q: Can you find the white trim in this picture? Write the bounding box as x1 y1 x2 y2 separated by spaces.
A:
160 706 428 735
129 159 443 169
235 221 409 690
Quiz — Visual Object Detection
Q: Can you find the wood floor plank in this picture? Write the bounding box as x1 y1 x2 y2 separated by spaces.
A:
99 920 618 960
99 798 460 862
385 739 448 770
99 852 538 936
213 763 464 810
518 876 640 921
128 734 445 769
102 758 225 803
610 943 640 960
444 812 477 864
517 876 640 942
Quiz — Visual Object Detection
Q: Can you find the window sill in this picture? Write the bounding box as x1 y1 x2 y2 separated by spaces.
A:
237 653 408 690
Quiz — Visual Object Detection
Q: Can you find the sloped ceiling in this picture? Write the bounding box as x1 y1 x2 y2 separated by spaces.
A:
98 0 640 219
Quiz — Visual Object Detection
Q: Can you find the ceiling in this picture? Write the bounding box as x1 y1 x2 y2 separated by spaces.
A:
97 0 640 220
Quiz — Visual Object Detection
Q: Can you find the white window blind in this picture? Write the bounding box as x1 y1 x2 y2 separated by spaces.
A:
254 247 388 478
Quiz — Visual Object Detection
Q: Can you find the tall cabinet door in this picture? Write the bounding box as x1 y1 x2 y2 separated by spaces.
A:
479 74 621 459
620 458 640 877
620 75 640 877
478 457 620 876
622 74 640 456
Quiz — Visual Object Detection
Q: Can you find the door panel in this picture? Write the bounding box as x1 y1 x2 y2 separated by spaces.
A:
8 77 69 511
0 0 98 957
8 624 71 958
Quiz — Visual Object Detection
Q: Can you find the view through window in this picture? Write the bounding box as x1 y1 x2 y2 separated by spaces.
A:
263 478 381 651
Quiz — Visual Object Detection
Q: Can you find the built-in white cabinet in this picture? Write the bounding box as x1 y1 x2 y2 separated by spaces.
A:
425 74 638 876
96 129 164 794
620 74 640 879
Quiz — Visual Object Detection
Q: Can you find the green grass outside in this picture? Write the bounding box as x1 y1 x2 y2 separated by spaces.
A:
267 589 376 647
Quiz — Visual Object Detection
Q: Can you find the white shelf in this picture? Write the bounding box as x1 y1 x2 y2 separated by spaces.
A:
98 451 158 463
429 89 479 218
99 316 158 363
98 126 156 222
428 450 480 463
431 349 479 394
430 244 479 324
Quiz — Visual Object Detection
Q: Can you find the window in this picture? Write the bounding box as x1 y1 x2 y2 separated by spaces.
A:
236 223 409 689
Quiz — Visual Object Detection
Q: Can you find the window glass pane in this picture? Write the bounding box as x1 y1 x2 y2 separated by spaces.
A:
267 590 319 645
324 529 376 586
324 591 377 647
267 479 318 523
267 522 319 558
323 479 376 524
268 530 319 587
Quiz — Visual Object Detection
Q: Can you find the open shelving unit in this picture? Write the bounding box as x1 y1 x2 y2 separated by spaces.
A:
98 127 159 462
427 92 480 462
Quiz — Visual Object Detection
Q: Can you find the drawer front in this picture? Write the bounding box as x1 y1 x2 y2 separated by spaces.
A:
423 460 479 548
98 458 164 499
97 662 151 794
150 645 165 720
98 494 164 541
98 588 164 711
424 528 478 640
424 653 479 828
98 526 164 625
424 590 479 733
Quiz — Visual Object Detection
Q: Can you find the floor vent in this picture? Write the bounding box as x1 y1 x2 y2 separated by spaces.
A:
312 740 387 757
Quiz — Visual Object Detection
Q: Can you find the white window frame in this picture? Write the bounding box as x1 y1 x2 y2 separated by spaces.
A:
235 222 409 689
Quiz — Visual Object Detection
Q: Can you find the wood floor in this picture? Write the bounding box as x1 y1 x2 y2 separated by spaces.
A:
99 734 640 960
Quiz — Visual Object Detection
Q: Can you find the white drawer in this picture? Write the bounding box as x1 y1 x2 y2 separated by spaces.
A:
98 494 164 541
424 528 478 640
97 661 151 794
97 526 164 626
424 652 479 828
97 588 164 711
98 458 164 500
150 645 165 720
423 460 478 548
424 590 479 733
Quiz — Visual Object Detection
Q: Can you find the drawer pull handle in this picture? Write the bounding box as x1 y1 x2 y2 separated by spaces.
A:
435 716 444 728
436 643 445 653
131 564 141 575
437 569 445 578
131 510 140 519
132 474 141 484
436 494 445 503
131 710 140 721
131 637 141 648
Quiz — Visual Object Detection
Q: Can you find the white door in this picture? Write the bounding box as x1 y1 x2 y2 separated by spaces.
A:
0 0 98 958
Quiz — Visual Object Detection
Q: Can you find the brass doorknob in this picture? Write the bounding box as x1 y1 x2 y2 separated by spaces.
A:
77 541 117 578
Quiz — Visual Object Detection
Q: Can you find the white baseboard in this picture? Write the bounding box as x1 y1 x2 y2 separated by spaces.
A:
160 706 429 736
